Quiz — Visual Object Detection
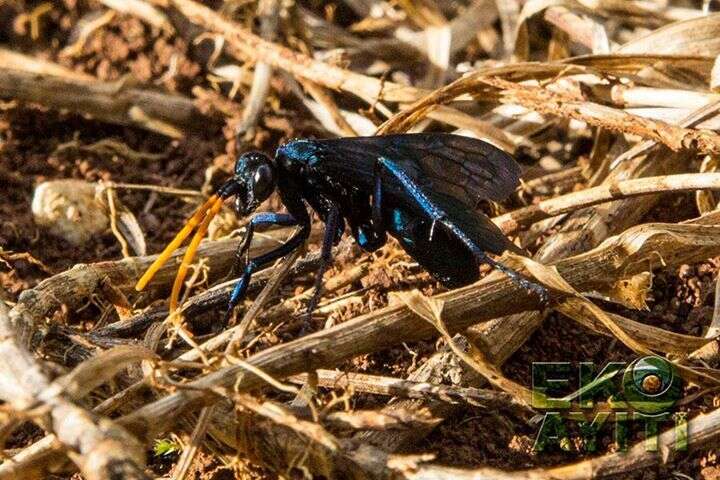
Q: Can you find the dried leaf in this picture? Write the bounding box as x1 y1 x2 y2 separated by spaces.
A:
505 253 720 385
618 12 720 55
595 272 651 310
395 289 534 405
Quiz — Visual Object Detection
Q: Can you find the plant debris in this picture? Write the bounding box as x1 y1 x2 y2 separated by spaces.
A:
4 1 720 479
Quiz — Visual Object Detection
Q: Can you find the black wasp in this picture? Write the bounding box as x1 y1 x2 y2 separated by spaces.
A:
136 134 548 320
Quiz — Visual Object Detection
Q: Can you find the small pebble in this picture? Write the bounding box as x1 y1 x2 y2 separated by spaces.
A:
31 179 108 245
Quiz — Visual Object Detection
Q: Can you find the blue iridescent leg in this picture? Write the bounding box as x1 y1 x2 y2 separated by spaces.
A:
306 204 340 316
377 157 548 303
224 214 307 324
232 213 298 275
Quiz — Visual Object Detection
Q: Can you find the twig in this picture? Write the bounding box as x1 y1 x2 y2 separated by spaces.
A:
116 215 720 438
234 0 280 136
0 302 149 480
495 172 720 235
151 0 427 103
0 48 93 81
299 79 359 137
544 6 610 54
0 68 210 138
260 262 368 324
100 182 203 198
284 74 374 136
495 0 519 57
288 370 529 414
170 406 211 480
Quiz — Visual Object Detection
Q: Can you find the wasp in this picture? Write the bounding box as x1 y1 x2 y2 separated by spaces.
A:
136 134 547 321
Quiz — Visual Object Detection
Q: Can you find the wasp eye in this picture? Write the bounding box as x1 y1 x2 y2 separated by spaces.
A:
252 163 274 199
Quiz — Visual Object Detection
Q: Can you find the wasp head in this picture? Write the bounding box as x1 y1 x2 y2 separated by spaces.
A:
218 151 276 216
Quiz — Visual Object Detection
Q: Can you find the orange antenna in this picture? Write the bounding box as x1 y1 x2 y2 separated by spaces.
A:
168 196 224 311
135 194 220 292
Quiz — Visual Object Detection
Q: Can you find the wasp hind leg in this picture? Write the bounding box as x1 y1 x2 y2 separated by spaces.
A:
305 204 341 317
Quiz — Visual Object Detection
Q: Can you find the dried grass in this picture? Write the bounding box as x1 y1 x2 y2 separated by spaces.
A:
4 1 720 479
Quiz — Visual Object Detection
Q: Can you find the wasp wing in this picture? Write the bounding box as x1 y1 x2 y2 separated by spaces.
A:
282 133 522 258
298 133 521 208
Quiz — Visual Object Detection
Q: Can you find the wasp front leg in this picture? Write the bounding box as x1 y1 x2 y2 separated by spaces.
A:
232 213 298 275
224 213 309 324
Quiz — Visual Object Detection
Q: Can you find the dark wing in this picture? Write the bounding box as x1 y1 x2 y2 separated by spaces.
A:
428 191 523 256
295 133 521 208
281 133 522 257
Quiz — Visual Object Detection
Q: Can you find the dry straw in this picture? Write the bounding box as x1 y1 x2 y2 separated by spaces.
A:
5 1 720 479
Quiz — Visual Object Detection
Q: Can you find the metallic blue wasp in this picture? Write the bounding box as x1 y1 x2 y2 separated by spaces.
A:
136 134 548 321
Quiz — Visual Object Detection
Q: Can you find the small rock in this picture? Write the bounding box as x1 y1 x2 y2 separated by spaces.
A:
31 179 108 245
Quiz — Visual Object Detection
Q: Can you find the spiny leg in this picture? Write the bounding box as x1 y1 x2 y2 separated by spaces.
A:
306 204 340 316
225 213 297 326
224 223 310 325
377 157 548 303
